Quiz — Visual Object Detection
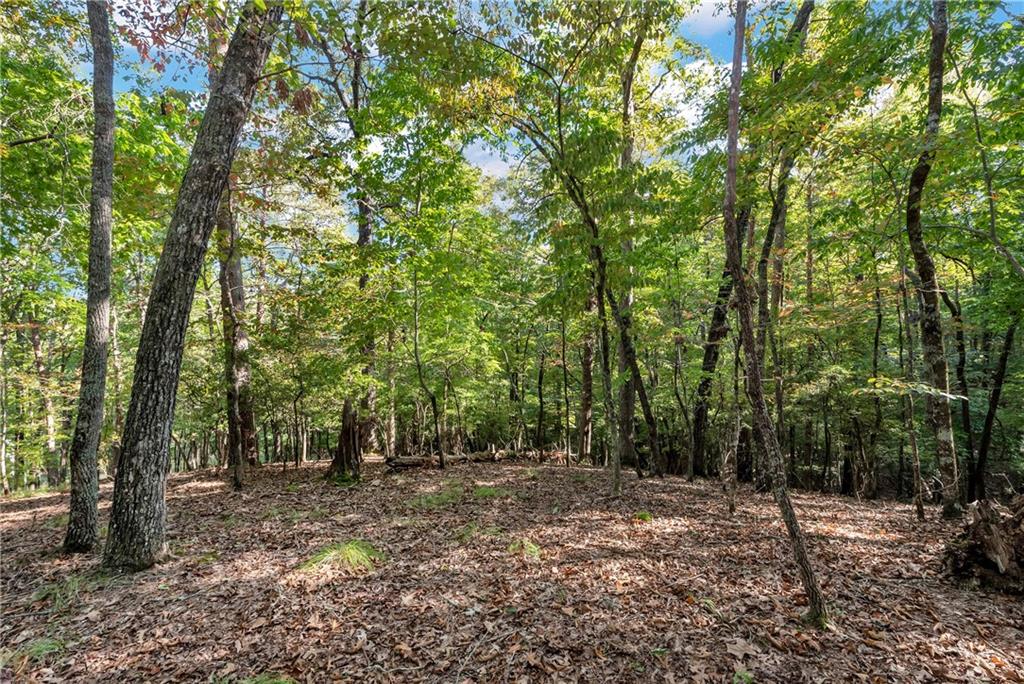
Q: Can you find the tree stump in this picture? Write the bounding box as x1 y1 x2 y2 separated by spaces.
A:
945 496 1024 594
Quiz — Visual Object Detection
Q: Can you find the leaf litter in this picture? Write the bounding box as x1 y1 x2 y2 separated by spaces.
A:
1 461 1022 682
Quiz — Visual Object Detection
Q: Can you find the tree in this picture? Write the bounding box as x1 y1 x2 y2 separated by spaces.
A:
103 3 283 570
904 0 960 518
720 0 828 624
63 0 114 553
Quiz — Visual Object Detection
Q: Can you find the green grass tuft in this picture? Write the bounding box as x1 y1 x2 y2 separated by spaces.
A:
1 637 66 669
332 473 360 488
633 511 653 522
241 674 295 684
299 540 385 572
31 571 111 612
733 670 755 684
507 538 542 559
44 513 68 530
409 482 463 510
472 485 511 499
454 522 502 543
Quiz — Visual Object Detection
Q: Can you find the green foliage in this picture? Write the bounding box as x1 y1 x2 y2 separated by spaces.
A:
454 522 503 543
409 482 464 510
31 571 111 613
299 540 385 572
240 674 295 684
633 511 653 523
507 538 542 559
472 485 511 499
0 637 65 669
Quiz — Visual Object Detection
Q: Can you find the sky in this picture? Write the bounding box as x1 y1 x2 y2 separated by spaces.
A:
97 2 737 179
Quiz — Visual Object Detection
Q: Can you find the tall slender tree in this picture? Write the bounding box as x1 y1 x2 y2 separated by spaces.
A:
904 0 960 518
207 3 258 490
103 3 283 570
64 0 114 553
721 0 828 624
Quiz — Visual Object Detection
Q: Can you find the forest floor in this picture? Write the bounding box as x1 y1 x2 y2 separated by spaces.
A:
2 460 1022 683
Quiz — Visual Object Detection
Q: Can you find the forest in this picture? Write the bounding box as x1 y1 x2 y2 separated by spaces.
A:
1 0 1023 681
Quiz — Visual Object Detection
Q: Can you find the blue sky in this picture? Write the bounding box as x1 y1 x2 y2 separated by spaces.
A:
100 2 736 177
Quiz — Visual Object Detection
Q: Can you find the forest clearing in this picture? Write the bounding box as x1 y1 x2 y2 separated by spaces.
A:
3 0 1024 681
3 459 1023 682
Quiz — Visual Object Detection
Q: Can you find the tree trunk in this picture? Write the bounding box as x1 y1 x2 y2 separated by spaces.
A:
64 0 113 552
108 304 124 477
103 5 282 571
691 259 737 480
0 334 10 495
578 293 594 463
536 345 546 449
722 0 828 624
614 12 647 479
942 290 975 500
905 0 960 518
974 321 1016 500
595 272 619 492
560 315 571 462
900 271 927 520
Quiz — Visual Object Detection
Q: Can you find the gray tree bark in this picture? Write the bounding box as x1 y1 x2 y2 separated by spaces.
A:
722 0 828 624
905 0 960 518
103 4 282 571
64 0 114 552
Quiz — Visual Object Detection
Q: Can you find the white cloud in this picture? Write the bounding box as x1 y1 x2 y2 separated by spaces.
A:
680 1 732 37
464 140 511 178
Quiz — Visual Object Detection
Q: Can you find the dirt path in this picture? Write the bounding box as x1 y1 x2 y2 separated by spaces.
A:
2 462 1022 682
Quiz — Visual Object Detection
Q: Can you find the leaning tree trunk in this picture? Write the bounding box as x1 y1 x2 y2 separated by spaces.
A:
691 234 742 480
103 5 282 571
721 0 828 624
64 0 113 553
905 0 959 518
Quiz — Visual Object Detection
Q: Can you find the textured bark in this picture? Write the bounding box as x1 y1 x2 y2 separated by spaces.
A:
691 212 747 479
103 5 282 571
945 497 1024 594
208 5 258 489
974 322 1016 500
64 0 114 552
905 0 959 518
722 0 828 624
595 274 619 491
606 284 663 476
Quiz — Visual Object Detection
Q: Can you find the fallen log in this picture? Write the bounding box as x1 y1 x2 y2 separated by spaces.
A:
385 449 511 470
945 496 1024 594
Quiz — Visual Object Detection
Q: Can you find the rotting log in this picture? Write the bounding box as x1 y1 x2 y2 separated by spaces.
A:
946 496 1024 594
